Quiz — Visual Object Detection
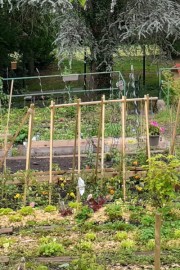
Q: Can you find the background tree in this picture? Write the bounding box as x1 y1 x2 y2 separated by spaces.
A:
2 0 180 87
0 2 56 77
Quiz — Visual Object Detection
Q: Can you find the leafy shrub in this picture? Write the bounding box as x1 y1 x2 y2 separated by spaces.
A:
44 205 56 212
143 154 180 208
19 206 34 216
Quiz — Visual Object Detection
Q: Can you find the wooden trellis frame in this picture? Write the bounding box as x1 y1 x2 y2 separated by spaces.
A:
49 95 158 203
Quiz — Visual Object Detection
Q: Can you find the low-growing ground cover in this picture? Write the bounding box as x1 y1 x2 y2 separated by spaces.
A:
0 199 179 270
0 153 180 269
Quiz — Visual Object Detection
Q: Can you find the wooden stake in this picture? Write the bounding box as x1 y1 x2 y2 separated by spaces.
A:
170 98 180 155
77 99 81 174
121 96 126 201
49 101 55 204
4 79 14 172
72 101 78 182
95 97 103 180
24 104 34 205
144 95 151 159
101 95 105 176
154 213 162 270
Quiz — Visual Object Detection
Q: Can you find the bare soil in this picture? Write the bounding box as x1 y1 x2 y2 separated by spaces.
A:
1 156 84 173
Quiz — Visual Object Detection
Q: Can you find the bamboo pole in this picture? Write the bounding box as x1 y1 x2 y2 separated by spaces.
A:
95 97 103 180
121 96 126 201
0 108 32 168
24 104 34 205
170 98 180 155
4 79 14 171
49 101 55 204
101 95 105 176
52 97 158 108
144 95 151 159
154 213 162 270
72 101 78 182
77 99 81 174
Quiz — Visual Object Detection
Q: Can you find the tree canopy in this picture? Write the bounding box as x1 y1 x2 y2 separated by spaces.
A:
1 0 180 73
0 1 56 76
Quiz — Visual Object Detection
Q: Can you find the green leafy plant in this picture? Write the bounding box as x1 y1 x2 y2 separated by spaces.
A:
114 231 128 241
143 154 180 208
129 212 141 225
9 214 22 222
37 266 48 270
119 239 136 250
105 203 123 221
70 253 104 270
146 239 155 250
75 205 93 223
173 229 180 239
14 128 28 144
141 215 154 227
18 206 35 216
38 240 64 256
85 232 96 241
76 240 93 251
139 227 154 242
0 208 14 215
149 121 164 136
44 205 56 212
